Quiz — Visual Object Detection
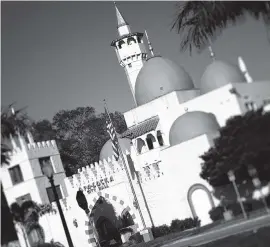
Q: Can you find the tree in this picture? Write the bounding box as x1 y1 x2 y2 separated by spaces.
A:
1 105 32 165
171 1 270 54
32 106 127 175
10 200 55 247
1 105 32 246
200 108 270 189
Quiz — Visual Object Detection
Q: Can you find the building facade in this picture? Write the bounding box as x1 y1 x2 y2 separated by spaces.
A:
2 3 270 247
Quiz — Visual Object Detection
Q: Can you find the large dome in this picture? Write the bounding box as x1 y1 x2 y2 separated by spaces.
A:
200 60 246 94
135 56 194 106
99 138 131 161
169 111 220 146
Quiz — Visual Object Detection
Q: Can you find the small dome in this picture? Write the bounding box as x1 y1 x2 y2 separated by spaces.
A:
99 138 131 161
169 111 220 146
201 60 246 94
135 56 194 106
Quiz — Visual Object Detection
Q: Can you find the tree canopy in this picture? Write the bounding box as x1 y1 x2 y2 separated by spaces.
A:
32 106 127 175
171 1 270 54
200 108 270 188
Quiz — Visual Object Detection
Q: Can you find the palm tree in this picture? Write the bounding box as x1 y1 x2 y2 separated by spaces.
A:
171 1 270 55
10 200 56 247
1 105 32 246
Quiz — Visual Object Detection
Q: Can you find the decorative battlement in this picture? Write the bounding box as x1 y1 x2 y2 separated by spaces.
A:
66 152 129 191
27 140 57 150
65 149 165 195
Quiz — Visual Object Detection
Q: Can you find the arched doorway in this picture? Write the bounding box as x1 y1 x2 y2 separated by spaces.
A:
85 191 138 247
96 216 121 246
121 209 135 228
187 183 215 226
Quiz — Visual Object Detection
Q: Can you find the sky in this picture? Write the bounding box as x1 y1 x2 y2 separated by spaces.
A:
2 1 270 121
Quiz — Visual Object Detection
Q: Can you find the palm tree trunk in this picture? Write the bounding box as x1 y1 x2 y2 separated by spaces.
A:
20 223 30 247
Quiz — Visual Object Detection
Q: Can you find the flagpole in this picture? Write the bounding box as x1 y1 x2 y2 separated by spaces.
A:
103 99 147 230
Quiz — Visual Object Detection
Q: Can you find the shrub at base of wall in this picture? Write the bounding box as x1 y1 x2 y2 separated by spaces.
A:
151 217 200 239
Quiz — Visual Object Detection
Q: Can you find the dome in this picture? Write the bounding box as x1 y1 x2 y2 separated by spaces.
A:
135 56 194 106
200 60 246 94
169 111 220 146
99 138 131 161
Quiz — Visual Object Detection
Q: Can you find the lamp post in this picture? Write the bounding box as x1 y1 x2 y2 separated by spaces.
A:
42 163 74 247
227 170 248 219
247 165 270 213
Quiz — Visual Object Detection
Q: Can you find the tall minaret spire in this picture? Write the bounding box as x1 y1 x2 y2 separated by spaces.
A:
111 2 148 106
114 2 131 36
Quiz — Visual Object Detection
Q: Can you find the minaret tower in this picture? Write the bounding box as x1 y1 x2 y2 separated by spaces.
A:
111 2 148 105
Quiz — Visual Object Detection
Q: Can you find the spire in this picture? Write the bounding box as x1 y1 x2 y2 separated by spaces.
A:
114 2 128 28
238 56 253 83
145 30 154 56
113 2 131 36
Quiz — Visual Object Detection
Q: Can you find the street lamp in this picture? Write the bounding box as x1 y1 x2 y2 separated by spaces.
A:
227 170 248 219
247 165 270 213
42 162 74 247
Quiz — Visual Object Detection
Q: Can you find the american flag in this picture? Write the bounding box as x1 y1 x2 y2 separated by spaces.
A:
104 107 120 161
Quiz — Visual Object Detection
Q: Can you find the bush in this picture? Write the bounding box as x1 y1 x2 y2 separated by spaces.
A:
151 224 171 238
129 232 143 245
170 217 200 233
209 206 225 221
151 217 200 238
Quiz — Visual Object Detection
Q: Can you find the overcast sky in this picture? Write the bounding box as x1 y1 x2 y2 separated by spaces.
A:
2 1 270 121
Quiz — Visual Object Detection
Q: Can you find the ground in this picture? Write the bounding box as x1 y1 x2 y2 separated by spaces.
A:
132 211 270 247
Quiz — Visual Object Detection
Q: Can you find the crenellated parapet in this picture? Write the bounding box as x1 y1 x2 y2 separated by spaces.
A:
65 149 165 197
27 140 57 150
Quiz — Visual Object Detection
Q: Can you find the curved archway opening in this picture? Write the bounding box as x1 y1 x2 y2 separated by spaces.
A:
136 138 146 154
127 37 136 45
146 134 156 150
187 184 215 226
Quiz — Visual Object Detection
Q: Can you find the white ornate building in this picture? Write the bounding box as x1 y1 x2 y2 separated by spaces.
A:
2 4 270 247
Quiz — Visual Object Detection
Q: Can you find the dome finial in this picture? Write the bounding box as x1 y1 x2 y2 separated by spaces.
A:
145 30 154 57
207 37 216 62
238 56 253 83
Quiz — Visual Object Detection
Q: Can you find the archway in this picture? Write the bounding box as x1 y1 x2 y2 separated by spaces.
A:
85 191 138 247
146 134 156 150
96 216 120 246
187 183 215 225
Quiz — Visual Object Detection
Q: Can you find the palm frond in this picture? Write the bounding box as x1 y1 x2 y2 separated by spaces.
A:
171 1 270 54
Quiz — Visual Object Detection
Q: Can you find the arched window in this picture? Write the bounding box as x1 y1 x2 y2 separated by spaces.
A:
136 138 145 154
146 134 156 150
127 37 136 45
118 40 125 49
137 36 142 43
157 130 164 146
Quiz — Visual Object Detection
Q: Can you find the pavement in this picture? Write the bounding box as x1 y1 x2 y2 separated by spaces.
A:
162 213 270 247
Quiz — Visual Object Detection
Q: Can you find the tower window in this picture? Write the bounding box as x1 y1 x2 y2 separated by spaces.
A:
127 37 136 45
46 185 63 203
137 36 142 43
118 40 125 49
39 156 54 175
128 63 132 68
9 165 24 185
